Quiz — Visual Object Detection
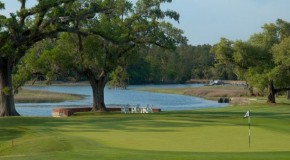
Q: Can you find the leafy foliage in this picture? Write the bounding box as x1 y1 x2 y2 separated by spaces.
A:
212 19 290 102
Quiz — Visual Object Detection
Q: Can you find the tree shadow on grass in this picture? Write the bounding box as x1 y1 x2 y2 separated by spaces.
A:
0 129 24 142
1 108 289 138
40 112 238 133
2 110 248 134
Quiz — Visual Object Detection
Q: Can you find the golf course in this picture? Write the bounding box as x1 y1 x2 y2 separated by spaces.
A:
1 0 290 159
1 88 290 160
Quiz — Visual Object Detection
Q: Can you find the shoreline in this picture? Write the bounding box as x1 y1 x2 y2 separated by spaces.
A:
187 79 246 85
19 81 246 104
15 88 84 103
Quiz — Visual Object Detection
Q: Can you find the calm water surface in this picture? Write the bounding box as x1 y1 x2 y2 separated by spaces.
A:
16 84 227 116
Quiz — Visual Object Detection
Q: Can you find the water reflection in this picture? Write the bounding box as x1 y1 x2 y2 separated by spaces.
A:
16 84 227 117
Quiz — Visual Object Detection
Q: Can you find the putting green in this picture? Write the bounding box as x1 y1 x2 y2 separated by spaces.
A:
63 121 290 152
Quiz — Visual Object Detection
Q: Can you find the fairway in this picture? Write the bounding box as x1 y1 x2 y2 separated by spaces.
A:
1 104 290 159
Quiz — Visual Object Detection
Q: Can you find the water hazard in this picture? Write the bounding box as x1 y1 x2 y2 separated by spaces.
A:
16 84 227 116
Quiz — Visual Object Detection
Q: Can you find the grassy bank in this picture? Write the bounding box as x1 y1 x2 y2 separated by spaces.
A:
15 89 83 103
136 85 246 100
1 103 290 159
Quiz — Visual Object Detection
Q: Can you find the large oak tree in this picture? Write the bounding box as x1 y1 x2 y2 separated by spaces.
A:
15 0 186 112
0 0 108 116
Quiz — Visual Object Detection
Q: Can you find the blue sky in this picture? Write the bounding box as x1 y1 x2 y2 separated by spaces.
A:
163 0 290 45
1 0 290 45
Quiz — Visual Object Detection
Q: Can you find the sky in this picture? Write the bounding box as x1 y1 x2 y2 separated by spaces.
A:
163 0 290 45
1 0 290 45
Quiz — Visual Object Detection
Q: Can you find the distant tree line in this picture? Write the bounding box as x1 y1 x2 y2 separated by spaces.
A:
30 43 237 85
125 44 237 85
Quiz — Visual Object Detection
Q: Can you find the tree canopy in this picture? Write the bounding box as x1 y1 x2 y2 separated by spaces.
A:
212 19 290 103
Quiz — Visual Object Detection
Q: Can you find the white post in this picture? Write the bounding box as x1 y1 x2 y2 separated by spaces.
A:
244 110 251 148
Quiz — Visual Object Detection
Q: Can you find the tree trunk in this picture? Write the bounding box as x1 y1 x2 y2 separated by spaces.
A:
88 71 109 112
267 80 276 103
0 58 20 116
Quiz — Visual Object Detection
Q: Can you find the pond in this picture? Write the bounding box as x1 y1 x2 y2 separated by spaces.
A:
16 84 227 117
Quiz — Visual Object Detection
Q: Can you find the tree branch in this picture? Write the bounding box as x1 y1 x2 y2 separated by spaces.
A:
19 0 26 26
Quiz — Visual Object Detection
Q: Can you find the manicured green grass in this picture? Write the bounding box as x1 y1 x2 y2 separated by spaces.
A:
1 103 290 159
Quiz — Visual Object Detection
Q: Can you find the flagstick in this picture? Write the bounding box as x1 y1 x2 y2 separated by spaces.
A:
248 110 251 148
